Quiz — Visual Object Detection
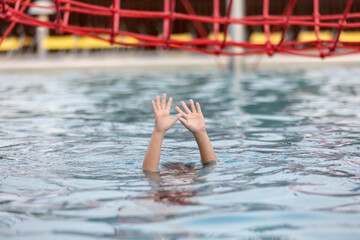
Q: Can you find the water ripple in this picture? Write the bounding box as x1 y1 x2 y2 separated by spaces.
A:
0 67 359 239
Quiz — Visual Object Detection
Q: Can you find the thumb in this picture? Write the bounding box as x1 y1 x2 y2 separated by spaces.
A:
172 113 182 123
179 117 190 128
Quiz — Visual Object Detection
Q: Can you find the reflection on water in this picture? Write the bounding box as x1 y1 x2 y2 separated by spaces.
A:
0 67 359 239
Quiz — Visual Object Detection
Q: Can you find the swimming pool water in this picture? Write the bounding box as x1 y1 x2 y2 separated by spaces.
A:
0 67 359 239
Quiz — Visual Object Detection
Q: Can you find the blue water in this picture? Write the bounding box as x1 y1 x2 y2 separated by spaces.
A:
0 67 359 239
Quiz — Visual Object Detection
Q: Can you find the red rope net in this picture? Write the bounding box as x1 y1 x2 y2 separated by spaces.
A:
1 0 360 58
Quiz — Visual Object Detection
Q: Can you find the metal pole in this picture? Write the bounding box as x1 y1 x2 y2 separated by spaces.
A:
29 1 56 58
36 15 48 58
226 0 246 126
228 0 245 73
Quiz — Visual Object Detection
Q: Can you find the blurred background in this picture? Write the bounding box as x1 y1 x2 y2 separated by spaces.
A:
1 0 359 62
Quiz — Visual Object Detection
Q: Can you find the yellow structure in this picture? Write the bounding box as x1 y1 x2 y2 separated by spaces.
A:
297 30 333 42
208 32 231 41
158 33 193 42
77 35 139 49
0 35 140 52
249 32 283 45
41 34 140 50
0 37 33 51
339 31 360 42
0 37 21 51
43 35 77 50
22 37 33 47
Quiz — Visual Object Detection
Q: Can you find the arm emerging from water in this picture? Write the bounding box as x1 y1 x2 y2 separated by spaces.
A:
143 93 182 172
175 100 217 165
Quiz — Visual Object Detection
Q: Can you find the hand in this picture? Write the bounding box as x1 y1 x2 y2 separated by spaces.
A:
152 93 181 133
175 99 206 135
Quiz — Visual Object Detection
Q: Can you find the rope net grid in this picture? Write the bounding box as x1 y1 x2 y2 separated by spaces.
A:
1 0 360 58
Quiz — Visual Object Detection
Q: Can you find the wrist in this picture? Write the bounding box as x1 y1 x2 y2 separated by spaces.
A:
153 128 166 136
193 129 207 138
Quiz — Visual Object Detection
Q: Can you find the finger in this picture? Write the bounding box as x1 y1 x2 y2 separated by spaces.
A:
179 118 190 128
175 106 188 119
166 97 173 112
156 95 161 110
181 101 191 114
172 113 182 123
196 102 202 114
161 93 167 110
189 99 196 113
151 100 157 113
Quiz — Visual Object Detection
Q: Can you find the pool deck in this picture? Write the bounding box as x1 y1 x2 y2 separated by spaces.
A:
1 52 360 71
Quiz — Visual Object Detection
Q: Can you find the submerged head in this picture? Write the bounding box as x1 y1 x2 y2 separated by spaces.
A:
161 162 197 175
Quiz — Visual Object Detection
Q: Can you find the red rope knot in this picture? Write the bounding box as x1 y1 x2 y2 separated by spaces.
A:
266 42 274 57
329 0 353 53
162 0 175 50
110 6 115 44
220 0 233 50
220 19 229 50
1 0 6 15
110 0 121 45
214 46 221 55
55 0 62 34
0 0 10 19
320 51 327 59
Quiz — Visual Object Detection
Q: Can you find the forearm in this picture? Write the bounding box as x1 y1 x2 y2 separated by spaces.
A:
194 130 217 165
143 130 165 172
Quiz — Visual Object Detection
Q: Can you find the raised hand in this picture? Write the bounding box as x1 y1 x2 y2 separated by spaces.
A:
175 99 217 164
175 99 206 134
152 93 182 133
143 93 181 172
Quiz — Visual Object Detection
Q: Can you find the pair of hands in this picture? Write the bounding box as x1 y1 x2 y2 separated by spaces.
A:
152 93 205 135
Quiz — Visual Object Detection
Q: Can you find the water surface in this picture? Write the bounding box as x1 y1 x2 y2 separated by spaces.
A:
0 67 359 239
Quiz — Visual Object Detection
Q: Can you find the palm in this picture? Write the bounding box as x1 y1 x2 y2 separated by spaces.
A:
184 113 205 133
175 100 206 134
155 112 175 132
152 94 181 133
